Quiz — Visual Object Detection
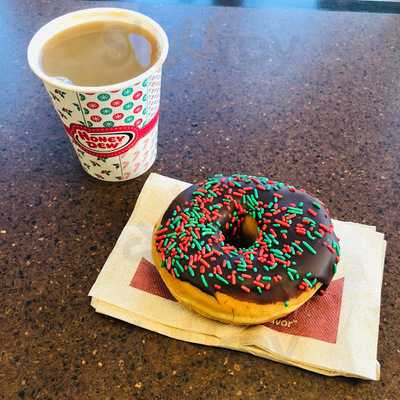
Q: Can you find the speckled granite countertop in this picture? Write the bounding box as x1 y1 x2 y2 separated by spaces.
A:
1 1 399 399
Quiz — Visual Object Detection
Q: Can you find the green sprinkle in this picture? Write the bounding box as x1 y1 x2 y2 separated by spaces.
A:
284 301 289 307
257 287 263 294
249 195 258 206
167 242 177 252
306 231 316 240
333 263 338 274
215 274 229 285
303 278 313 287
188 266 195 277
262 275 272 281
333 241 341 256
287 207 303 214
226 260 232 270
292 242 304 253
238 258 247 267
311 278 318 286
200 275 209 288
314 231 323 239
173 268 180 278
313 202 321 209
302 241 317 255
175 260 184 273
193 238 202 251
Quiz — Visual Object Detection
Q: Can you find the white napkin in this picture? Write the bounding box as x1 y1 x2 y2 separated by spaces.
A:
89 173 386 380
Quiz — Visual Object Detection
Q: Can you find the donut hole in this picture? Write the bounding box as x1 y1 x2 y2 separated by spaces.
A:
226 215 258 249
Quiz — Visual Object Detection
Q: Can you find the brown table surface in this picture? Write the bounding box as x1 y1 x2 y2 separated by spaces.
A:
1 0 399 398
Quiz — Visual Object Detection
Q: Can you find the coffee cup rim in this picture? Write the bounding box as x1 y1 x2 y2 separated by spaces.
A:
27 7 169 92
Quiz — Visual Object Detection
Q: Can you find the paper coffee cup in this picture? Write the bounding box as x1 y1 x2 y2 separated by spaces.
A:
28 8 168 182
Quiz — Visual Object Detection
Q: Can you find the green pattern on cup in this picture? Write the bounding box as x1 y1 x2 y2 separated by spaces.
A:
103 121 114 127
124 116 135 123
123 102 134 110
97 93 111 101
79 94 86 101
122 88 133 96
83 108 89 115
100 107 112 115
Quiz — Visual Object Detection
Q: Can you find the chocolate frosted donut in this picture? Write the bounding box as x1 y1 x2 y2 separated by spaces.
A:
152 174 340 324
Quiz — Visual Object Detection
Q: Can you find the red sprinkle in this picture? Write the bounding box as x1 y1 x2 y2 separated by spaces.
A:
240 285 251 293
325 243 335 253
214 284 221 290
319 223 329 232
274 219 290 228
307 208 317 217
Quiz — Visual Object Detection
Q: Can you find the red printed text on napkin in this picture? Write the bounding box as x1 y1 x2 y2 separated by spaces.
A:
130 258 344 344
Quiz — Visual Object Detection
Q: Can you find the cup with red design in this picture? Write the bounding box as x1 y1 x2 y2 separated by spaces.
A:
28 8 168 181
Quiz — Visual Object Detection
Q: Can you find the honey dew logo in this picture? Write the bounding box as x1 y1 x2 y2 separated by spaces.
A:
65 111 159 158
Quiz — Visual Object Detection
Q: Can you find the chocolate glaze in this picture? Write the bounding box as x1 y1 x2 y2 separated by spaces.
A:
156 175 340 305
